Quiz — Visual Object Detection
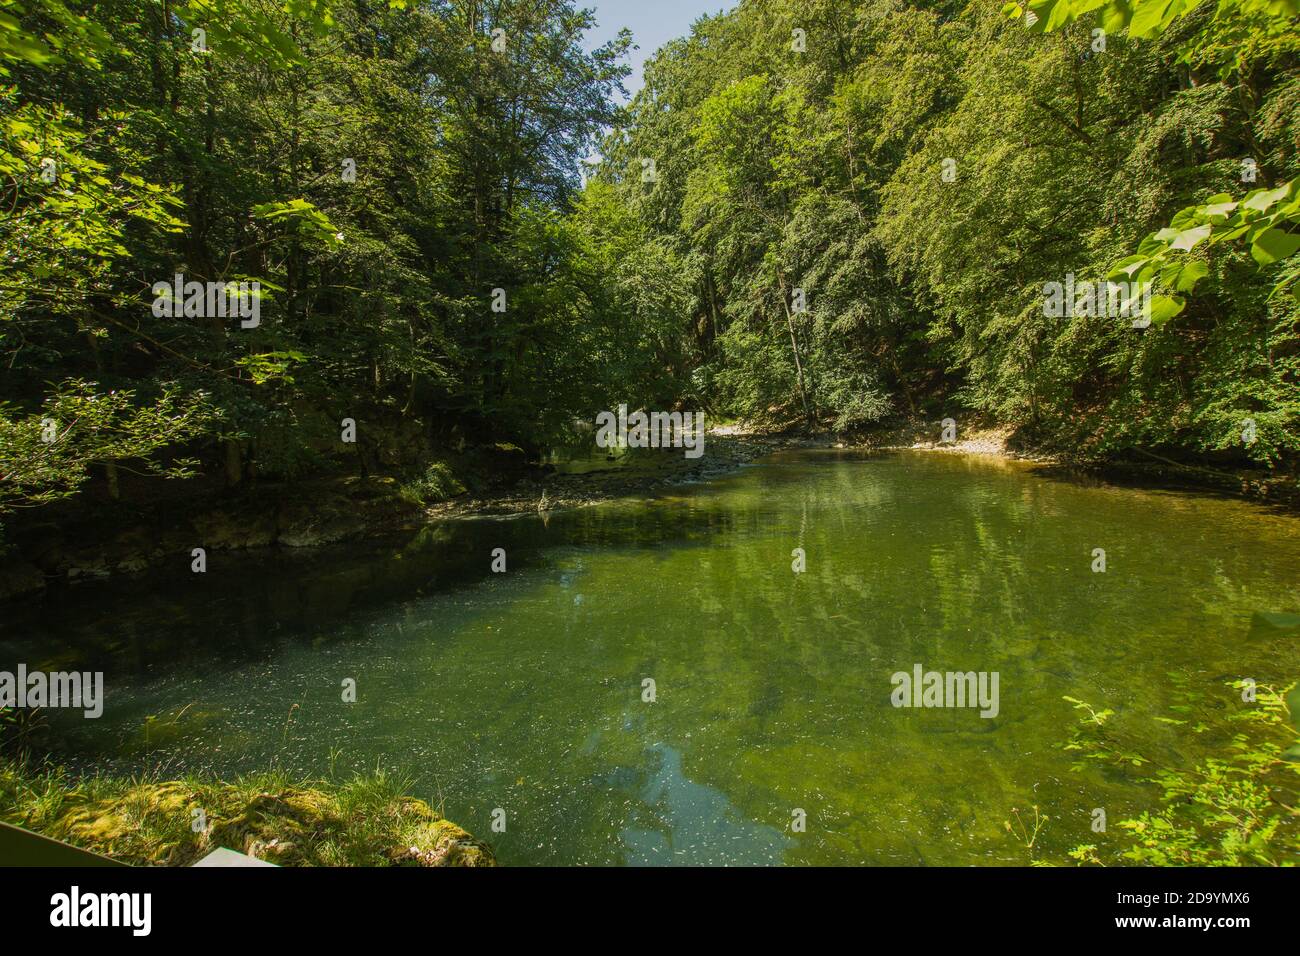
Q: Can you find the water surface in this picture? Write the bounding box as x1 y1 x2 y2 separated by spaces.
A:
4 450 1299 865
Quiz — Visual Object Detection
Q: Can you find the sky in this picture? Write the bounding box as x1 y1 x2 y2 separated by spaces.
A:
580 0 737 104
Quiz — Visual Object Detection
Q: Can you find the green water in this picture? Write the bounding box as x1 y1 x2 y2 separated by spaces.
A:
4 450 1299 865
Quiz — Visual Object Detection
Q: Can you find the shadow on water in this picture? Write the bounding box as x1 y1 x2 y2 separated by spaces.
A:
0 489 756 683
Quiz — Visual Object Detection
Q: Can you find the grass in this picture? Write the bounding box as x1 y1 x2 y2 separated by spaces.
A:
0 756 494 866
398 460 468 506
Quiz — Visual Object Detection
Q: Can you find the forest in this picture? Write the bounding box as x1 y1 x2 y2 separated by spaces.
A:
1 0 1297 533
0 0 1298 872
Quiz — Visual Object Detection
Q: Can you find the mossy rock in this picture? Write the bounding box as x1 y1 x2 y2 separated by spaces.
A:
0 763 495 867
386 819 495 867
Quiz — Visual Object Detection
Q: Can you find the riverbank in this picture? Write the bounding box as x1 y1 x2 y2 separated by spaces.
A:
2 418 1294 603
0 758 494 866
0 432 793 600
423 431 792 518
723 416 1300 509
867 419 1299 508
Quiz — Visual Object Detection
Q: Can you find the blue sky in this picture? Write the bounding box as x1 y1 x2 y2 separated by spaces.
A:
580 0 737 103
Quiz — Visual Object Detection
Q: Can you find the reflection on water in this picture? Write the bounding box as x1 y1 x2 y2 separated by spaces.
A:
616 744 791 865
2 449 1299 865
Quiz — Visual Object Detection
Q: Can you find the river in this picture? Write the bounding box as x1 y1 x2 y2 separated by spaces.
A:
3 449 1298 864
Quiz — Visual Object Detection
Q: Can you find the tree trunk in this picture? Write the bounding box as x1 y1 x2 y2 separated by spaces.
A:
778 280 814 428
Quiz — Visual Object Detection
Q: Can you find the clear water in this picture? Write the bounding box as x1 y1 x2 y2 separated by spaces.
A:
4 449 1299 865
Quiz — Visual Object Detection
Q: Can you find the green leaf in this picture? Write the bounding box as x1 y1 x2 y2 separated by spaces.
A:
1198 198 1238 221
1174 260 1209 293
1129 0 1177 38
1146 294 1185 327
1108 254 1148 280
1251 228 1300 266
1242 184 1290 213
1170 224 1211 252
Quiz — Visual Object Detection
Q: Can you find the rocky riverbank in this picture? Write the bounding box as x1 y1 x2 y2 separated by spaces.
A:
423 431 791 518
0 476 425 601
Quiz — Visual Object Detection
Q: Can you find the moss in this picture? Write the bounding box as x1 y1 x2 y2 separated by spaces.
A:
0 758 494 867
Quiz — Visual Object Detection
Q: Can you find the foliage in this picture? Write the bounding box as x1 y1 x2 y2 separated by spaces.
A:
1110 179 1300 318
0 379 212 510
583 0 1299 473
1 0 1297 525
1061 684 1300 865
399 460 467 505
1009 0 1300 308
0 0 637 522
